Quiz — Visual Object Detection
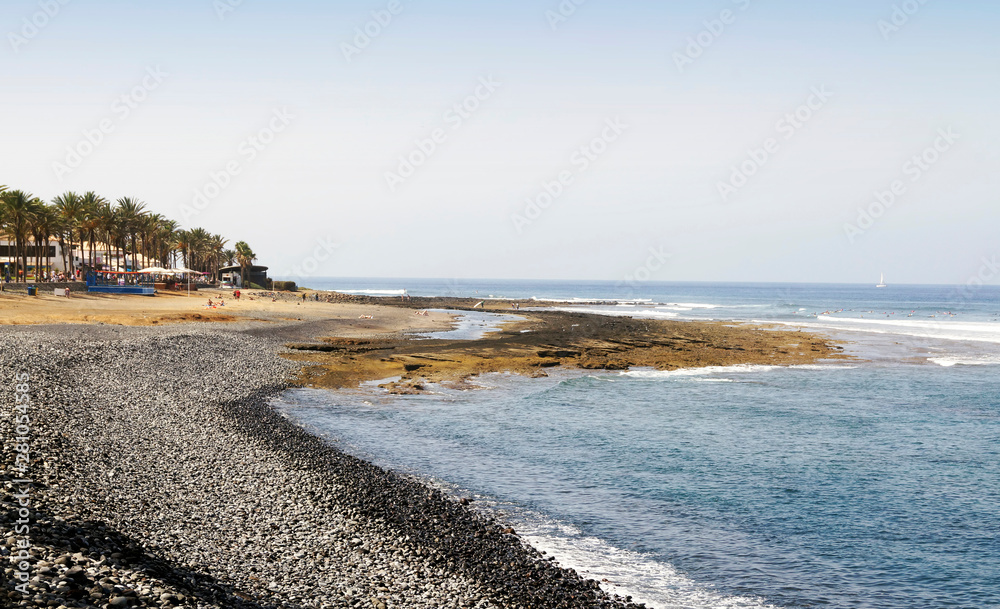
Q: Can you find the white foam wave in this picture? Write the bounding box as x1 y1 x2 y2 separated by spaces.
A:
664 302 721 309
520 523 780 609
528 297 654 304
620 363 855 380
779 316 1000 344
620 364 780 378
928 354 1000 367
542 306 679 318
334 288 407 295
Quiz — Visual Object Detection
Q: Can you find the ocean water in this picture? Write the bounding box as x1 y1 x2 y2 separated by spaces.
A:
274 280 1000 609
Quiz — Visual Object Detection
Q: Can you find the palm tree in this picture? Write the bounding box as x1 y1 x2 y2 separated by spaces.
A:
53 191 84 275
137 213 161 269
78 192 106 271
186 227 211 272
29 202 58 280
96 202 123 270
157 219 179 268
174 229 191 270
1 190 38 282
234 240 256 288
2 185 267 285
208 233 227 281
116 197 147 271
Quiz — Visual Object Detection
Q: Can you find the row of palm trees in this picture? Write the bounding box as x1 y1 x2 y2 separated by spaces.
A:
0 186 256 283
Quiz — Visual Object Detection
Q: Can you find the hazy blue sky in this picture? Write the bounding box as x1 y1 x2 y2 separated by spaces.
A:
2 0 997 284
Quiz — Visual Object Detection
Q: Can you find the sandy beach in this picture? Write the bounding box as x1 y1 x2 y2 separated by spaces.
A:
1 290 845 608
0 288 455 334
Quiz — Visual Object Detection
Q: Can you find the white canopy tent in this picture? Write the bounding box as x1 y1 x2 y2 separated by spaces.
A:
157 267 205 295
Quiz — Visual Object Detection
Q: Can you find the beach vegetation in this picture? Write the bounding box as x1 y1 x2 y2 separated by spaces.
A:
0 185 257 282
52 191 84 276
1 190 38 280
234 240 256 287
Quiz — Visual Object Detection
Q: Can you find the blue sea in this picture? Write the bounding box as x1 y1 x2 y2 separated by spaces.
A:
273 279 1000 609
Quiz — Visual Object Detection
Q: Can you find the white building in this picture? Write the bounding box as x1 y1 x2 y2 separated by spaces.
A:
0 239 68 280
1 238 156 280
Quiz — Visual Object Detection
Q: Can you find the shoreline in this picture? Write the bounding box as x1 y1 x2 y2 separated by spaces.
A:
0 319 652 608
1 293 848 608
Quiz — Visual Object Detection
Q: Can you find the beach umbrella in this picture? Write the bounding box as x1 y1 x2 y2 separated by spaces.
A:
169 267 205 296
138 266 168 273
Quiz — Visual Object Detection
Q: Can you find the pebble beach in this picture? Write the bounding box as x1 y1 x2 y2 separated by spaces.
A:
1 320 649 609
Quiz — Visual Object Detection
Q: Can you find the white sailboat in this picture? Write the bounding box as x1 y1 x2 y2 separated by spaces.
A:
876 272 887 288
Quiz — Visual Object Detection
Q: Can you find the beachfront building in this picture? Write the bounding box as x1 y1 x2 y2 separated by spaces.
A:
0 236 158 281
73 243 153 273
217 264 269 288
0 238 69 281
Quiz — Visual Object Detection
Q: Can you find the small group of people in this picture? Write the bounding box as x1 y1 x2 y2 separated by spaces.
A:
2 268 81 283
298 292 324 303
